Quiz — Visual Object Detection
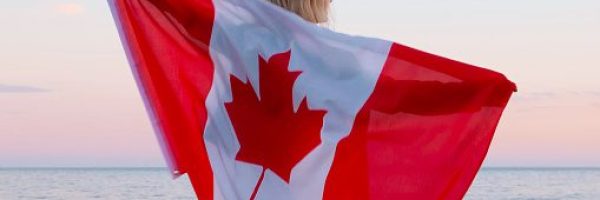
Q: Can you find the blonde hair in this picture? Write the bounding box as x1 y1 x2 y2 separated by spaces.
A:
267 0 330 24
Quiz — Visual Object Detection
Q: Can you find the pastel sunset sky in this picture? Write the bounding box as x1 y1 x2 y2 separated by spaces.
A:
1 0 599 167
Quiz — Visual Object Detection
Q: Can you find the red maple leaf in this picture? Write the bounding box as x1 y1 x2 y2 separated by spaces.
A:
225 50 327 199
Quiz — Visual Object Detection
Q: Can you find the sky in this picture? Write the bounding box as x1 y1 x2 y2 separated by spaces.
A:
1 0 599 168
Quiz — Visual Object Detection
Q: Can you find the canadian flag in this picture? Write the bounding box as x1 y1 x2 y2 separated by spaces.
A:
110 0 516 199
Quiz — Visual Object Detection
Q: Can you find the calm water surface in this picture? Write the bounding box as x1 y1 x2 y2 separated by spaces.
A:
1 168 599 199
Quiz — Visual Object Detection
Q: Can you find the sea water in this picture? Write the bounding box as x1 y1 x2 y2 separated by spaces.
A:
1 168 599 199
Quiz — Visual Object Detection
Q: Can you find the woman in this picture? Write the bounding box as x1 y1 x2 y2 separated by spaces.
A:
267 0 331 24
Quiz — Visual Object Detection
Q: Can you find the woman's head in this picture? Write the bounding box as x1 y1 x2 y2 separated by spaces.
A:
267 0 330 24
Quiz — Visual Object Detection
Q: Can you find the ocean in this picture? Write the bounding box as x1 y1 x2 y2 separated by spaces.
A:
1 168 599 199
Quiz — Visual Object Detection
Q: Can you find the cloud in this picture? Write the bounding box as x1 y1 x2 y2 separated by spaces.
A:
510 89 600 112
589 91 600 97
0 84 48 93
513 90 600 102
54 3 84 15
512 91 558 102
